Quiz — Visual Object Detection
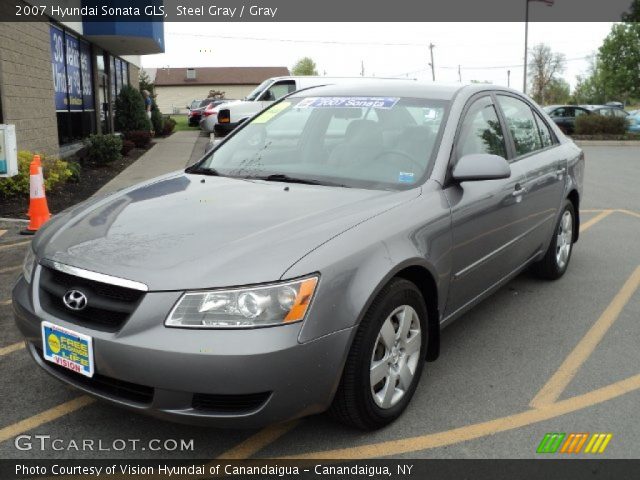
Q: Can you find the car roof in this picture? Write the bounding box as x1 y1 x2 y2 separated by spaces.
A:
288 81 521 101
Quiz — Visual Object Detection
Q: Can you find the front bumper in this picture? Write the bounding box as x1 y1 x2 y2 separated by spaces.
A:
12 272 354 428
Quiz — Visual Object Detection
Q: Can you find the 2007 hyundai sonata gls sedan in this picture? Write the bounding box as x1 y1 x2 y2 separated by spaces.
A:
14 82 584 429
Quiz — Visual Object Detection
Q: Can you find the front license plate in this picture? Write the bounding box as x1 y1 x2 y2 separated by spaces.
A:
41 321 94 378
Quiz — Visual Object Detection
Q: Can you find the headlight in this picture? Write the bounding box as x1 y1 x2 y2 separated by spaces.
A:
22 247 36 284
166 276 319 328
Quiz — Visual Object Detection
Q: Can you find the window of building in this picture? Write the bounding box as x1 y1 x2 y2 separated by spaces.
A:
49 24 96 145
186 68 196 80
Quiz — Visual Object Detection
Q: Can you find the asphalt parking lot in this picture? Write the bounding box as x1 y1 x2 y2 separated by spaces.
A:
0 145 638 460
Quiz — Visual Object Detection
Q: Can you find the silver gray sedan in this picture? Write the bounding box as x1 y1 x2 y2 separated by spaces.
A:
13 82 584 430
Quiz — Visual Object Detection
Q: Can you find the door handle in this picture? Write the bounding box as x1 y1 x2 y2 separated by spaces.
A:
512 185 527 197
556 167 565 178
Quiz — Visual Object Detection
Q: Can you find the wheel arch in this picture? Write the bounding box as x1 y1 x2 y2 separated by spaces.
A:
567 189 580 242
350 260 441 362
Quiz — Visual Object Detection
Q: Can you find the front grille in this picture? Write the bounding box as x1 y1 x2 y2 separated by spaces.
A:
35 345 154 404
38 266 144 332
192 392 271 413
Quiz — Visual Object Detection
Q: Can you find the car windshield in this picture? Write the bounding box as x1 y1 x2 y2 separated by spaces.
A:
245 79 273 101
199 99 215 108
195 95 449 190
190 100 201 109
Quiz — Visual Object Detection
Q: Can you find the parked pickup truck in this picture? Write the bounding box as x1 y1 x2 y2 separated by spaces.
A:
213 76 411 136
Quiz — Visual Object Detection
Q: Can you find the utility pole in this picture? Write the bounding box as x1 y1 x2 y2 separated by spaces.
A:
523 0 529 93
458 65 462 83
507 69 511 87
524 0 555 93
429 43 436 81
360 60 365 77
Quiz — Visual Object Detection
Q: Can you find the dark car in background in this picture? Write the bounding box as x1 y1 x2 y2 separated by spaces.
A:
582 104 629 120
187 99 219 126
543 105 591 134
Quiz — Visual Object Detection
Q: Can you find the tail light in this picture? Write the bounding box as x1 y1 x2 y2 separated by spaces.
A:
203 108 218 117
218 109 230 124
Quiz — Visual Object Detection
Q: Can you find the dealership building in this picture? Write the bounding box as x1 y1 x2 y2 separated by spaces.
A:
0 3 164 156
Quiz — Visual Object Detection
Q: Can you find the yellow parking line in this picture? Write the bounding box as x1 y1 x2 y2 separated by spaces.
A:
280 373 640 459
617 209 640 219
0 240 30 251
530 265 640 408
0 229 6 238
215 420 301 459
580 209 607 213
0 299 11 306
579 209 614 233
0 342 25 357
0 396 95 444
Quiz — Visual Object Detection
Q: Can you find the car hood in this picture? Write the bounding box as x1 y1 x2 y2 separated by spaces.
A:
34 173 419 291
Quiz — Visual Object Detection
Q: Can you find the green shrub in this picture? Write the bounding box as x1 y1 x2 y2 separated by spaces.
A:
125 130 152 148
161 117 177 136
114 85 151 133
121 139 135 156
86 134 123 165
0 151 72 198
575 114 627 135
150 103 164 135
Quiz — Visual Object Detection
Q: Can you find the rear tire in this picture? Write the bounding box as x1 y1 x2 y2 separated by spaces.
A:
330 278 427 430
531 199 575 280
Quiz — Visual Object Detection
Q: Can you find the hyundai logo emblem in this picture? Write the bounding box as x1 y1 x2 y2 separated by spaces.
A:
63 290 88 311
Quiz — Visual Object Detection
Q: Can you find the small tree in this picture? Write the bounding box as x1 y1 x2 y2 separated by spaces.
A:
114 85 150 133
291 57 318 76
150 103 164 135
139 70 155 96
528 43 566 105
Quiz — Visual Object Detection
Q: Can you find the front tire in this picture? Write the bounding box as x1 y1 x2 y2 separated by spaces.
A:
532 199 575 280
330 278 427 430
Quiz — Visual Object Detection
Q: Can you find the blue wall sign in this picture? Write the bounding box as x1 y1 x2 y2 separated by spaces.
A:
65 34 83 111
79 41 94 111
50 26 67 112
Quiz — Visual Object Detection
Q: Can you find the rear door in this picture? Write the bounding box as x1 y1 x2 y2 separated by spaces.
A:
443 94 528 316
495 94 565 261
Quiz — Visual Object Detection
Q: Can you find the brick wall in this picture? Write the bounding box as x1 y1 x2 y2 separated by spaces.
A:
0 22 59 155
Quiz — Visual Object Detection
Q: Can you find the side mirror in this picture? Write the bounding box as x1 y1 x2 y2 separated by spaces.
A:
451 154 511 182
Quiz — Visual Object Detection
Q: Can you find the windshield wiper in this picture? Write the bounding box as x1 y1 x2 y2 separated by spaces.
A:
185 165 220 176
255 174 349 187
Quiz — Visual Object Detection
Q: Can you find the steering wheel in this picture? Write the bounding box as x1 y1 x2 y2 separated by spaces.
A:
372 149 424 172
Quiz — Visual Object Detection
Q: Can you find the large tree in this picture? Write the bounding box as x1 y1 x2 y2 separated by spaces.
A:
291 57 318 76
597 22 640 103
527 43 566 105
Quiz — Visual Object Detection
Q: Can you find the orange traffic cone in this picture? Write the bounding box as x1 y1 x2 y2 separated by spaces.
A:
21 155 51 235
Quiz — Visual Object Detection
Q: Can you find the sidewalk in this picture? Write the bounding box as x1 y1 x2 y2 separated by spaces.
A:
94 130 209 196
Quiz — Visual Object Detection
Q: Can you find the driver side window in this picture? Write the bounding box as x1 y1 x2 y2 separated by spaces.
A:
260 80 296 101
456 96 507 160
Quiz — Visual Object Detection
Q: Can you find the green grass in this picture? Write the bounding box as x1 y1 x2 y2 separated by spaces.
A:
169 115 195 132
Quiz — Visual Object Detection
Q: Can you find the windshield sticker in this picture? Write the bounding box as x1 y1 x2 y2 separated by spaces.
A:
295 97 400 110
253 101 291 124
398 172 415 183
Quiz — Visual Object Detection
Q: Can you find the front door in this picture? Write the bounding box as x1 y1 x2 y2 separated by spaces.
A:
443 95 528 317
